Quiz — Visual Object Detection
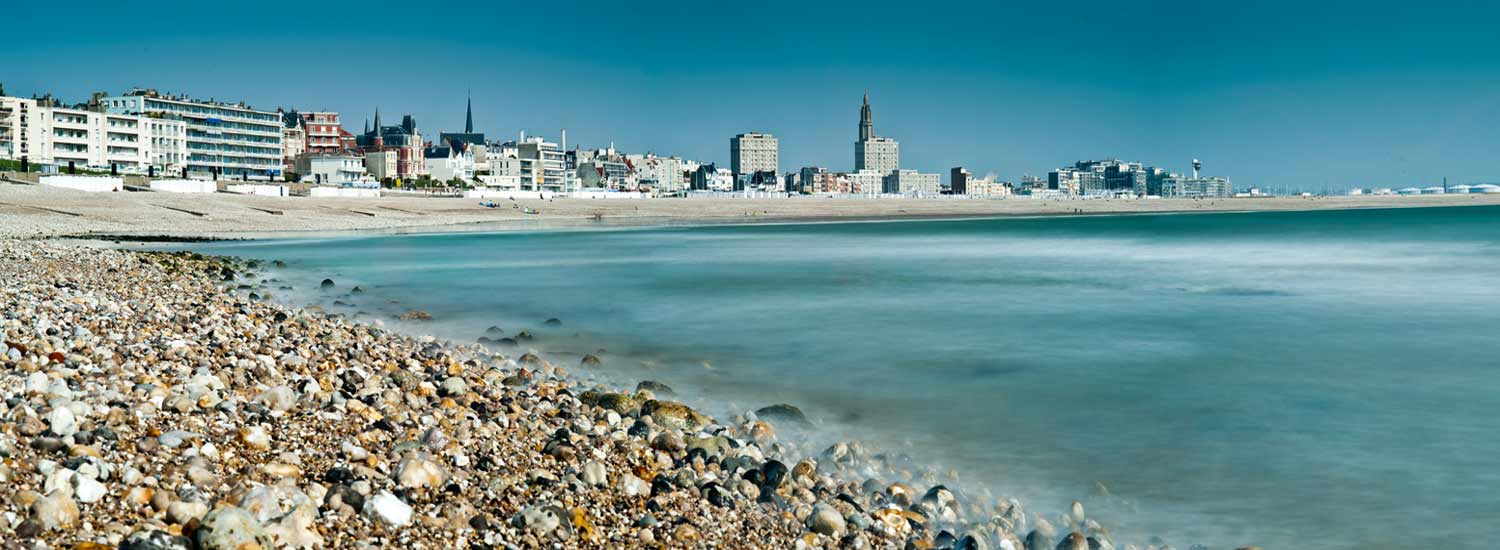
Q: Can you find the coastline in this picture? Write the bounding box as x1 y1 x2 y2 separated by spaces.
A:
0 240 1127 549
4 181 1499 240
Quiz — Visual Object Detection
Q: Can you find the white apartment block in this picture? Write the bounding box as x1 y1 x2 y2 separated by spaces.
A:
518 137 568 192
1 96 186 174
846 169 887 194
883 169 941 195
855 137 899 174
730 132 778 178
628 154 685 192
0 96 42 162
104 90 283 179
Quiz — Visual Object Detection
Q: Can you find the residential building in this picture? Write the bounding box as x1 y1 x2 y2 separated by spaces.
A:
965 176 1012 197
854 93 899 174
690 163 734 191
883 169 941 195
295 153 369 185
847 169 887 194
4 97 187 174
300 111 345 155
280 112 305 175
517 135 568 191
730 132 778 180
356 109 425 178
0 96 41 162
629 154 685 193
364 150 397 181
103 89 283 178
951 167 971 195
1162 175 1232 198
424 144 475 182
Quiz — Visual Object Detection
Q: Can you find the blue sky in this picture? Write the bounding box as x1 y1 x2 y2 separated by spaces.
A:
7 0 1499 188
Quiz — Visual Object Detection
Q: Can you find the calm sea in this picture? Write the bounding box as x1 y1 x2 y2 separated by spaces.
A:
180 206 1500 549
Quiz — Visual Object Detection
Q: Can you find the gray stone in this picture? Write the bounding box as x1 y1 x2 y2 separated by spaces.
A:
194 507 271 550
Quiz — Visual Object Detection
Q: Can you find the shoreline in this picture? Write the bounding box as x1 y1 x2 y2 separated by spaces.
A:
4 181 1499 240
0 240 1144 549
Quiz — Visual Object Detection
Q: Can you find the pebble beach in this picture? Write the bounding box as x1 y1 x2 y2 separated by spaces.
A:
0 239 1214 550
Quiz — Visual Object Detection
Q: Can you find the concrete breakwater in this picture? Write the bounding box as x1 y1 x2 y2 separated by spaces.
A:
0 240 1220 549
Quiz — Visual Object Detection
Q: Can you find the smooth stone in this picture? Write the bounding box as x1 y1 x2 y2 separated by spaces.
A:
395 456 449 491
195 506 270 550
364 491 413 526
73 474 107 503
120 530 193 550
635 380 675 395
619 473 651 497
581 461 608 487
30 490 79 530
513 504 564 536
46 406 78 437
755 403 811 426
808 502 847 537
320 278 335 289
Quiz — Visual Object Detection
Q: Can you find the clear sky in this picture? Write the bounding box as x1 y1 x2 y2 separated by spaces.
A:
7 0 1499 188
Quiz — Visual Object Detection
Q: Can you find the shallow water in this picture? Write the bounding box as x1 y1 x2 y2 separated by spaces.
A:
180 206 1500 549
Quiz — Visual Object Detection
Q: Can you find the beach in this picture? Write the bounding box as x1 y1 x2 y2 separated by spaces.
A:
4 188 1495 549
0 240 1087 549
3 181 1499 239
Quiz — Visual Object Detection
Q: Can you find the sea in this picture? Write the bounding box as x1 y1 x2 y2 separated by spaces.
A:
175 205 1500 549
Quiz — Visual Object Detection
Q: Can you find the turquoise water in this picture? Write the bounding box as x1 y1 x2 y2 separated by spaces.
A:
183 206 1500 549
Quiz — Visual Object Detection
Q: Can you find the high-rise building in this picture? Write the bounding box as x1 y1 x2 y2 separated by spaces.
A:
854 93 899 174
951 167 971 195
103 89 283 179
730 132 778 180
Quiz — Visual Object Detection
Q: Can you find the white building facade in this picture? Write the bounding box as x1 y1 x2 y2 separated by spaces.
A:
730 132 778 179
104 90 284 179
883 169 941 195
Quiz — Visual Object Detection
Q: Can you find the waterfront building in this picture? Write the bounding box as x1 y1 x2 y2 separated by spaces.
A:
965 176 1012 197
356 109 425 178
300 111 345 155
847 169 887 194
730 132 778 180
103 89 283 179
734 169 780 192
280 114 305 175
295 153 369 185
690 163 734 191
1161 175 1232 198
516 135 568 192
3 96 187 175
628 154 685 193
0 96 41 162
363 150 398 181
951 167 971 195
854 93 899 174
883 169 941 195
424 144 475 182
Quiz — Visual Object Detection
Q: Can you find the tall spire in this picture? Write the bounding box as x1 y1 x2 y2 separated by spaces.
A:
465 92 474 133
373 107 382 132
859 91 874 142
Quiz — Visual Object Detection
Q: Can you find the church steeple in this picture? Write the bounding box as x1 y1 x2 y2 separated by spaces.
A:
464 93 474 134
859 91 874 142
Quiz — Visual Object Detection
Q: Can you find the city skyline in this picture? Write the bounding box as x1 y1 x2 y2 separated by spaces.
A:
7 1 1500 188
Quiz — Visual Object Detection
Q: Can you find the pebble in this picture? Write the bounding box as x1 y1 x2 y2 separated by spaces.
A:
365 491 413 526
195 506 270 550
